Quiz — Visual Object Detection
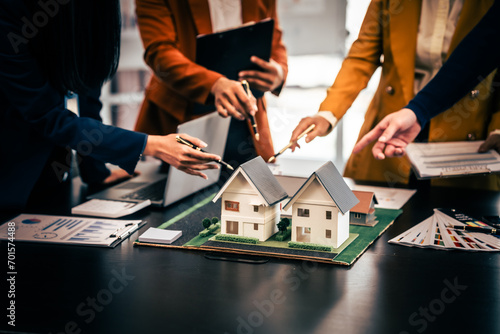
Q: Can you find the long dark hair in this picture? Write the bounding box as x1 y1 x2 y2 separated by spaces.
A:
23 0 121 94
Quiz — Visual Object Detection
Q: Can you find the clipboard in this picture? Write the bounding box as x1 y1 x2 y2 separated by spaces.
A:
193 19 274 114
0 214 146 248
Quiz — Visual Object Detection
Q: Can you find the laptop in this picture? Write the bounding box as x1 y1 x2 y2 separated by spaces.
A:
88 112 231 207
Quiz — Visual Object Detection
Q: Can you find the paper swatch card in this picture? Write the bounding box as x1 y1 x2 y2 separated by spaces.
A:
138 228 182 244
389 208 500 252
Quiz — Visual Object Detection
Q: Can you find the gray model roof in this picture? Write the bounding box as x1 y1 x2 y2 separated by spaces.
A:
239 157 288 206
284 161 359 214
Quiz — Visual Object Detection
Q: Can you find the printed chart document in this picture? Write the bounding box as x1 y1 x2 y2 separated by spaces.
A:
406 141 500 179
0 214 145 248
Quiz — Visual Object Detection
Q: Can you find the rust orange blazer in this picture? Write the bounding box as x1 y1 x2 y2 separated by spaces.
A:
319 0 500 190
134 0 288 161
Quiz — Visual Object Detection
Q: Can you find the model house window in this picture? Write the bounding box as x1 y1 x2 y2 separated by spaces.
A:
304 227 311 234
354 213 361 219
325 230 332 238
227 221 238 234
225 201 239 212
326 211 332 220
298 208 310 217
254 223 258 231
253 206 259 212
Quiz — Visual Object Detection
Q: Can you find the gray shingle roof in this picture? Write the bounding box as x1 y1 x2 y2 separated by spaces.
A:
314 161 359 214
284 161 359 214
240 157 288 206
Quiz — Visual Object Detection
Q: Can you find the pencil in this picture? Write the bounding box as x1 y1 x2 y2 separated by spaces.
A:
176 136 234 170
268 124 316 163
241 80 259 141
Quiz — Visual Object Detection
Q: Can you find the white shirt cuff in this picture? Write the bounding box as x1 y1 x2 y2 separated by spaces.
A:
317 111 338 135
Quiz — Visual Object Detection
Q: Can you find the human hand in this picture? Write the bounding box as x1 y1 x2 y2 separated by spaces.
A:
211 77 258 120
289 115 332 152
238 56 284 93
478 131 500 153
143 134 220 179
352 108 422 159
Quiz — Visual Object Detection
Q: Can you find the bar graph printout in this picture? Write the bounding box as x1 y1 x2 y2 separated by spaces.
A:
0 214 144 247
406 141 500 179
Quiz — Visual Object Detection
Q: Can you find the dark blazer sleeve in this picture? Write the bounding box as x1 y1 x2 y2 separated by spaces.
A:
0 3 147 175
407 0 500 127
77 87 113 184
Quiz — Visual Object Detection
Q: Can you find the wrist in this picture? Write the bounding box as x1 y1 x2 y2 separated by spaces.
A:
143 135 159 157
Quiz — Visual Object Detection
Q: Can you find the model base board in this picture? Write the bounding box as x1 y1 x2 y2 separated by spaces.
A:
134 193 402 266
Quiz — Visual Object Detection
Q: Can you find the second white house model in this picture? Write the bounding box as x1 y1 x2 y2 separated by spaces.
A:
283 161 359 248
212 157 288 241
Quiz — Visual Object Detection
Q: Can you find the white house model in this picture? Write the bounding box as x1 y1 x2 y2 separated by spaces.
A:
212 157 288 242
283 161 359 248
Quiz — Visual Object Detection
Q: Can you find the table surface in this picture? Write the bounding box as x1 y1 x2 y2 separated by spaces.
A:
1 180 499 334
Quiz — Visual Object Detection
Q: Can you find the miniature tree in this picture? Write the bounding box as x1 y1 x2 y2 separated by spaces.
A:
277 217 290 234
202 217 212 229
211 217 219 225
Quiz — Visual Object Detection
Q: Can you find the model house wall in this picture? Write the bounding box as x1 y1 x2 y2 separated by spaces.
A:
213 157 288 242
283 161 359 248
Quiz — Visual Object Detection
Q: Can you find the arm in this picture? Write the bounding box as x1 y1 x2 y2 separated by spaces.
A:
289 0 384 147
353 0 500 158
407 0 500 128
136 0 256 119
0 5 221 180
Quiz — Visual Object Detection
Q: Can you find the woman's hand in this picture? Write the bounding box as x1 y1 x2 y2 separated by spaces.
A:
288 115 332 151
143 133 220 179
239 56 284 93
211 77 257 120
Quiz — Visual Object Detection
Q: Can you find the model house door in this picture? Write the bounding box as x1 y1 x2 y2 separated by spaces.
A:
226 221 239 234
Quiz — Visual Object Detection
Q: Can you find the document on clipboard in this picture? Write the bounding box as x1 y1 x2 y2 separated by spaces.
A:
406 141 500 179
0 214 146 248
194 19 274 114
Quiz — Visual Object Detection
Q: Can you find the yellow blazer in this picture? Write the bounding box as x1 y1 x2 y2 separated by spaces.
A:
320 0 500 190
134 0 288 162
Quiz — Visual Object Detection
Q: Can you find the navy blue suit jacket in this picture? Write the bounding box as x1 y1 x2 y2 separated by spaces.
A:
0 2 147 210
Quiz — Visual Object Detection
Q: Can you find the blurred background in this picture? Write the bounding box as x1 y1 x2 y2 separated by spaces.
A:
105 0 380 172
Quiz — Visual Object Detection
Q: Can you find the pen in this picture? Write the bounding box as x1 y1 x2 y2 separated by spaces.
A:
268 124 316 163
176 135 234 170
452 225 499 235
241 80 259 141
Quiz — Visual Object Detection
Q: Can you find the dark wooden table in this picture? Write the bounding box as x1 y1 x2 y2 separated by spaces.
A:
1 181 499 334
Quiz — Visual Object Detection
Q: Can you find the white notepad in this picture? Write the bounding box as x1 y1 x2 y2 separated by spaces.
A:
71 199 151 218
138 228 182 244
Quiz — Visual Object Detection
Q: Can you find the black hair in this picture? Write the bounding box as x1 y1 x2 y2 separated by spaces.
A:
23 0 121 94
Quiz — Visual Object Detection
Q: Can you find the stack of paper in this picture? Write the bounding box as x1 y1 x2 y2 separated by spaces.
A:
389 208 500 251
138 228 182 244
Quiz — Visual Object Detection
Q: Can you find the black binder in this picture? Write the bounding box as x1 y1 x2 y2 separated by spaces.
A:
194 18 274 114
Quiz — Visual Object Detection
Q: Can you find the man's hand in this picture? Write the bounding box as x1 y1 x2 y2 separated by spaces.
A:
289 115 332 151
352 108 422 159
211 77 257 120
239 56 284 93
